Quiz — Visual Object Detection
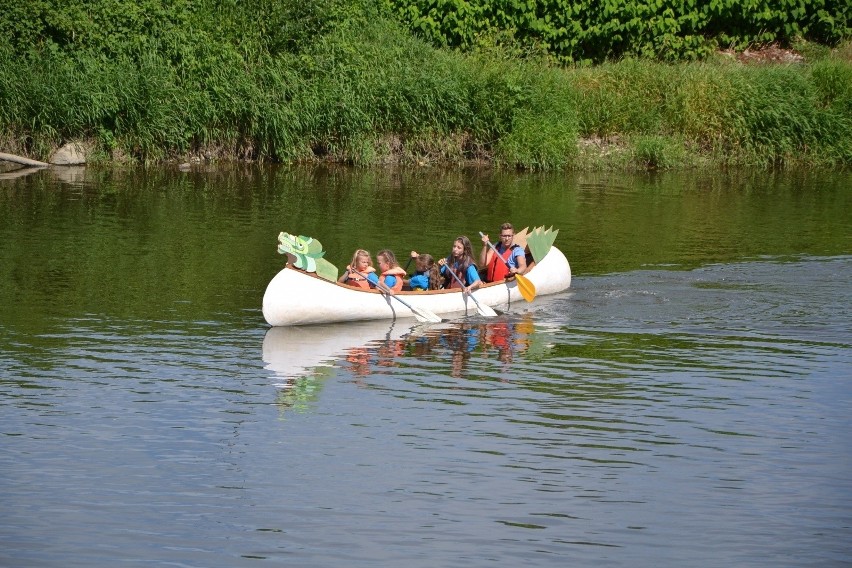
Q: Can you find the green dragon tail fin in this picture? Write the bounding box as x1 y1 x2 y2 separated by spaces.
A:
527 226 559 264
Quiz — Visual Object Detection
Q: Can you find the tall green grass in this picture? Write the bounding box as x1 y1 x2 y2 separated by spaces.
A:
0 15 850 169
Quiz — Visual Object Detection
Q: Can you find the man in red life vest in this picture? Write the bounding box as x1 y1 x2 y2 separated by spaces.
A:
479 222 527 282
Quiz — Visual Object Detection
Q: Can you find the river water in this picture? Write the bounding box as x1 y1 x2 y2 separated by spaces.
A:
1 166 850 567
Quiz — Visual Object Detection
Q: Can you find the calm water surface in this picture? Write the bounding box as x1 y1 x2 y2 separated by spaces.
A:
1 166 850 567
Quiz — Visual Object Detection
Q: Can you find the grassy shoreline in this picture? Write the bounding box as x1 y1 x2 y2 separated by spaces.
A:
1 18 850 171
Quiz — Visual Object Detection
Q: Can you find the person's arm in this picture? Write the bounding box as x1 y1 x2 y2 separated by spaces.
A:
479 234 491 267
513 247 527 274
338 266 351 283
465 265 481 293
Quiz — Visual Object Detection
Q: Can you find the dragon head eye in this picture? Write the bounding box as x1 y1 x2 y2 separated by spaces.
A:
280 233 305 252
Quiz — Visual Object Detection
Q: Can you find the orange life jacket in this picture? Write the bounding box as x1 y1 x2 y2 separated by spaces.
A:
344 268 375 289
487 244 520 282
379 266 406 292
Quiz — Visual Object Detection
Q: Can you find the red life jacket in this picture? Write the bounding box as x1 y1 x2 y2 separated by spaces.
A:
487 244 520 282
379 267 406 292
444 261 469 289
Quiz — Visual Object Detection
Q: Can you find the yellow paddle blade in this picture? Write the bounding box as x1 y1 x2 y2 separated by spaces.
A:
515 273 536 302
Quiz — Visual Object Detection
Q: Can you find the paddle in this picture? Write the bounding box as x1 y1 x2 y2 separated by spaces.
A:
350 268 442 323
442 258 497 317
479 231 536 302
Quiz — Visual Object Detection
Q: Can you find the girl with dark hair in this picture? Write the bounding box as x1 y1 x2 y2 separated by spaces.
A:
438 236 481 294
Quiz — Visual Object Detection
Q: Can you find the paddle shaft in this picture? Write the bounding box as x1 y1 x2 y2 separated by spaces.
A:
479 231 519 272
442 257 493 316
350 268 410 304
350 268 440 322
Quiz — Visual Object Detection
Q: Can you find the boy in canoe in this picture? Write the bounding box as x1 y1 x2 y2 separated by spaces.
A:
479 222 527 282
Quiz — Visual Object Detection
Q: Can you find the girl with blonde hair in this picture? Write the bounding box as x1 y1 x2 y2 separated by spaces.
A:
338 249 378 289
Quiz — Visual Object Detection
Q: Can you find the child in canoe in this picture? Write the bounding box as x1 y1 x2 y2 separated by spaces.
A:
338 249 379 289
406 251 442 291
438 236 482 294
376 249 407 293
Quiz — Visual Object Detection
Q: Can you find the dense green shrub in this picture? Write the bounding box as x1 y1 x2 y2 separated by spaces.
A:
383 0 850 63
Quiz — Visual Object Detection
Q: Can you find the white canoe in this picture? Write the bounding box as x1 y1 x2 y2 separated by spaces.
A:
262 246 571 326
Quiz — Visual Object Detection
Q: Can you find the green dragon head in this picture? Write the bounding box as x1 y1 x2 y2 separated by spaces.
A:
277 232 338 282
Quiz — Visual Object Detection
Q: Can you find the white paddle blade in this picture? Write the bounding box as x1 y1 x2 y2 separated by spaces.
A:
413 307 443 323
468 293 497 317
392 294 442 323
410 310 429 323
475 301 498 317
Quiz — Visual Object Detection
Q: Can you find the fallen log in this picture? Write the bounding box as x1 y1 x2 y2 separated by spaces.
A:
0 152 49 167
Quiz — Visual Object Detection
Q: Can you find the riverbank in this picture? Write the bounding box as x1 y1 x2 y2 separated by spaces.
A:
1 18 850 171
